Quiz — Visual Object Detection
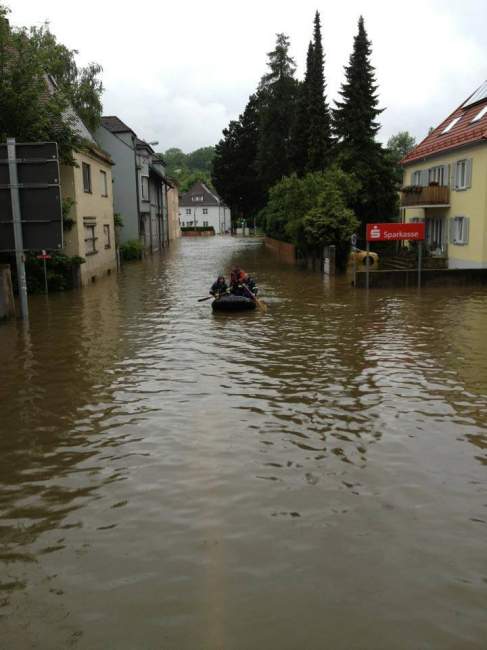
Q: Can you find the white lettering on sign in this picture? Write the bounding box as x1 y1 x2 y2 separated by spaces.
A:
370 226 381 239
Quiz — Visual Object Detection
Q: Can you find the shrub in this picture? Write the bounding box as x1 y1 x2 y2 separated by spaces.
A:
22 252 85 293
120 239 143 261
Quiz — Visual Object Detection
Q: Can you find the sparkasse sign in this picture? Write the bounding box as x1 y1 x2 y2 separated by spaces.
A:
366 222 425 242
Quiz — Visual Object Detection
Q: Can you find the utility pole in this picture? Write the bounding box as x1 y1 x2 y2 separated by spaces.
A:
7 138 29 320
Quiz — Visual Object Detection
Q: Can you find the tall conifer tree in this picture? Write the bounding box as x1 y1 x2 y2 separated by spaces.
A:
306 11 332 171
333 16 381 149
332 16 397 227
289 41 313 176
256 33 299 191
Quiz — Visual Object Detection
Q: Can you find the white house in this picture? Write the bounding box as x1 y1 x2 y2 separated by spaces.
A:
179 181 231 234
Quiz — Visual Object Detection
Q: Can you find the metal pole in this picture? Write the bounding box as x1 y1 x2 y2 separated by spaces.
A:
366 240 370 290
418 240 422 289
7 138 29 320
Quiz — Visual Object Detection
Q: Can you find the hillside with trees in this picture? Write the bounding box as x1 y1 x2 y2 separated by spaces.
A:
162 146 215 192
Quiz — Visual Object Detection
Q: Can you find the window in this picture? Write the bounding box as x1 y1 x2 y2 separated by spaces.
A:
82 163 92 193
203 221 209 227
100 170 108 197
186 220 193 226
451 216 469 245
441 116 461 134
455 159 469 189
103 224 111 249
84 220 97 254
429 165 445 186
471 106 487 123
191 195 204 202
203 208 208 214
185 208 191 215
141 176 149 201
412 170 421 185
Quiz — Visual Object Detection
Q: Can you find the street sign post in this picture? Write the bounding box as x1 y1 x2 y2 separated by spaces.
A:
36 250 52 294
366 222 426 289
0 139 62 319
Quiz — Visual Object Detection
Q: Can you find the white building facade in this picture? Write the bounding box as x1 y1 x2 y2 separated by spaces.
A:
179 182 231 234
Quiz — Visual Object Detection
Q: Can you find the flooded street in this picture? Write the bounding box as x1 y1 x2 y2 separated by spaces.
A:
1 236 487 649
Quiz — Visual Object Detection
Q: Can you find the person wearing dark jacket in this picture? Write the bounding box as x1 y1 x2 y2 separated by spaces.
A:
210 276 228 298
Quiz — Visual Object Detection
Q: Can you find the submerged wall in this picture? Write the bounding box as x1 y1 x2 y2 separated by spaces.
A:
264 237 296 264
355 268 487 289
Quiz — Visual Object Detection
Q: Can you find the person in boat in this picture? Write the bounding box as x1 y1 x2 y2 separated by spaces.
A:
230 266 258 297
210 275 228 298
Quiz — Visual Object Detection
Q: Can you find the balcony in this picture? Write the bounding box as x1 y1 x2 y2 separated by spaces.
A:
400 185 450 208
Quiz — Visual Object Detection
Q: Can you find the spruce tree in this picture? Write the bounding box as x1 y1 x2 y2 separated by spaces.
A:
333 16 381 149
306 11 332 171
256 33 299 191
333 16 397 227
289 41 313 176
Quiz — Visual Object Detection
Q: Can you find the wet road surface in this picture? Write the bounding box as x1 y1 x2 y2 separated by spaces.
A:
1 236 487 649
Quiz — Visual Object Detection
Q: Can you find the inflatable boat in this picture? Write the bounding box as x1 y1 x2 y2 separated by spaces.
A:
212 294 256 312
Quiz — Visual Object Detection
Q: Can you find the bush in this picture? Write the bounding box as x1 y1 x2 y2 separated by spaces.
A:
180 226 215 233
120 239 143 261
23 252 85 293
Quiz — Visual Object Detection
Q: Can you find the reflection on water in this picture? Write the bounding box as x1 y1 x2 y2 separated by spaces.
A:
1 237 487 649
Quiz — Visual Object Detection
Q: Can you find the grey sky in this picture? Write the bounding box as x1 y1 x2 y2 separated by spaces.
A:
10 0 487 152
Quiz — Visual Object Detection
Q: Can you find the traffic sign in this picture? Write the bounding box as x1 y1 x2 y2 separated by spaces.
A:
366 222 425 242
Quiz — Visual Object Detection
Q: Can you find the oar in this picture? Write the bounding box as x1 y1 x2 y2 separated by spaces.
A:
242 284 267 313
198 295 213 302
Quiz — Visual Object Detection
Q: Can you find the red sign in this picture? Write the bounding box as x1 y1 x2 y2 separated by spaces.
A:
366 222 425 242
36 249 52 260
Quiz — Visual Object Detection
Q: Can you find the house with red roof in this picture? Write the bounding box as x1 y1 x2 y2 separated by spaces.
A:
401 81 487 268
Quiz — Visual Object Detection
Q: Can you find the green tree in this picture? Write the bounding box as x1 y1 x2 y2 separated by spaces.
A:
306 11 332 171
332 16 398 227
0 7 81 162
186 146 215 172
386 130 416 185
256 33 299 191
29 23 103 132
212 94 264 220
289 41 313 176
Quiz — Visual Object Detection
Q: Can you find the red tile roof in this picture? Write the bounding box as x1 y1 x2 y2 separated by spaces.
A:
402 84 487 165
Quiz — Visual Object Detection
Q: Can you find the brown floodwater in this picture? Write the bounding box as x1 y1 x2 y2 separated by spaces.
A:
1 236 487 649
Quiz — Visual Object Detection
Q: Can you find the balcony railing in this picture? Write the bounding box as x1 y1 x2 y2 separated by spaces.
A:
400 185 450 207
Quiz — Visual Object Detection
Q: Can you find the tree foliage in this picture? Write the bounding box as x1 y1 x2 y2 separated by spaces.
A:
386 131 416 185
212 94 264 219
255 33 299 190
163 145 215 191
306 11 332 172
0 5 103 162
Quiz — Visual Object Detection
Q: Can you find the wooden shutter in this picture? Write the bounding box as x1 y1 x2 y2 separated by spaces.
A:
451 162 458 190
466 159 473 188
449 218 456 243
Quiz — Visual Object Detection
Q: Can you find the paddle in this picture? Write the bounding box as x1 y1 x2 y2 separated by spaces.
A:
198 295 213 302
242 284 267 313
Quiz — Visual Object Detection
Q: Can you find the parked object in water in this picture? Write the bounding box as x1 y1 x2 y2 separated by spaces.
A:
212 294 256 312
349 248 379 268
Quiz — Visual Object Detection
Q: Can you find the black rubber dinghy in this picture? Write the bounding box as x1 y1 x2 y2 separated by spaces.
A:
212 294 256 312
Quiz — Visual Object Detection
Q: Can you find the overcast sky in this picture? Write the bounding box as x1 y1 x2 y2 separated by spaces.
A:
10 0 487 153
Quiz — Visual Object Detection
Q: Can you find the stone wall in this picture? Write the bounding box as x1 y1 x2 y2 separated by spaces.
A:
264 237 296 264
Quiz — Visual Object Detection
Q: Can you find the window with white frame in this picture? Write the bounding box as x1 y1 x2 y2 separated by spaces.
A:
103 224 111 249
185 208 191 215
452 216 469 245
100 170 108 197
203 221 209 227
82 163 92 193
192 195 204 202
84 220 97 254
141 176 149 200
429 166 445 185
412 170 422 185
456 160 468 189
203 208 208 214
